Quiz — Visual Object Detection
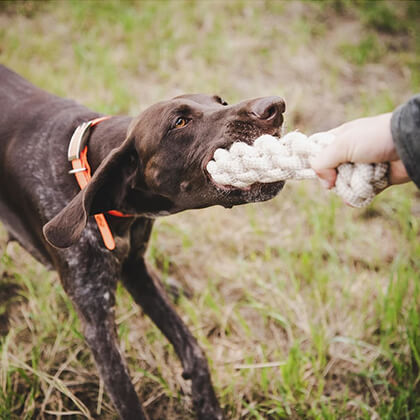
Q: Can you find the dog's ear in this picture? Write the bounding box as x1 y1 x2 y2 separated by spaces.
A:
43 137 136 248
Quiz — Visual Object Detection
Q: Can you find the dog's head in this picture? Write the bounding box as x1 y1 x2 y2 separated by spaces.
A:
44 94 285 248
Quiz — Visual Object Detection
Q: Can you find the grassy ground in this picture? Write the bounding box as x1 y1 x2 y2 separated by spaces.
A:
1 1 420 419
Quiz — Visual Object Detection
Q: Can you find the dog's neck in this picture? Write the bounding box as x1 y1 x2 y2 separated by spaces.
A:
86 115 133 173
82 114 174 219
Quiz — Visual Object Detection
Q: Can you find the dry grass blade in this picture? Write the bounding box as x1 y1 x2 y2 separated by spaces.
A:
233 361 286 370
40 345 85 416
8 354 92 419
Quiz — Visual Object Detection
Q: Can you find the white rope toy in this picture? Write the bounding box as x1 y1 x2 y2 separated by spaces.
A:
206 132 389 207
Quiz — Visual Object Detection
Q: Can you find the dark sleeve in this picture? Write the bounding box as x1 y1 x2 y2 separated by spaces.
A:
391 94 420 188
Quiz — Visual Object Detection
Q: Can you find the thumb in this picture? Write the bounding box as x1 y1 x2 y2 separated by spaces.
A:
310 166 337 189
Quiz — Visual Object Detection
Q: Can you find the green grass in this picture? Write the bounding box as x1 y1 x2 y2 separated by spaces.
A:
1 1 420 418
339 34 384 66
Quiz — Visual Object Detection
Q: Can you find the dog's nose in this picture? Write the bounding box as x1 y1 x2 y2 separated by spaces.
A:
250 96 286 120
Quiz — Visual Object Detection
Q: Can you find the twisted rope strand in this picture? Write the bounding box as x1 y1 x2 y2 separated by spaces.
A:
206 132 389 207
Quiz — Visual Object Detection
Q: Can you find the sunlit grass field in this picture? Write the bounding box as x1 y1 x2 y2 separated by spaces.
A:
1 1 420 419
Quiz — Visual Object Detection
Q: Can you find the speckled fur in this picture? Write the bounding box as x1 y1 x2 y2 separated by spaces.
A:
0 65 286 420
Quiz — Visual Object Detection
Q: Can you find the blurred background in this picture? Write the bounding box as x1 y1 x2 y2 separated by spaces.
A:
0 1 419 418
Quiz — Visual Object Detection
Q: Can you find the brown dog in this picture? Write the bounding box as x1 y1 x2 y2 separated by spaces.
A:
0 64 285 419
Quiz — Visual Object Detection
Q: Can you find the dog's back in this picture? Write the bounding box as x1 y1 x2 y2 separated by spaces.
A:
0 65 98 264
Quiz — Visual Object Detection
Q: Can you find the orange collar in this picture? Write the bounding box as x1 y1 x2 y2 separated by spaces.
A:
68 116 132 250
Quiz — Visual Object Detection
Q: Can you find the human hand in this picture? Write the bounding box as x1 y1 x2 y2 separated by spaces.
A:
310 113 410 189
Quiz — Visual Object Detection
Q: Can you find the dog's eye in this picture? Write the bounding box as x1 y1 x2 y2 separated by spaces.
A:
174 117 189 128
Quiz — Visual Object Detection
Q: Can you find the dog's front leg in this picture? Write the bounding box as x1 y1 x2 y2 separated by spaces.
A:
59 250 148 420
122 257 223 420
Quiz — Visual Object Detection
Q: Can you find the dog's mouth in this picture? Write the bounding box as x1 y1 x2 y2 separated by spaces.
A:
204 127 283 192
